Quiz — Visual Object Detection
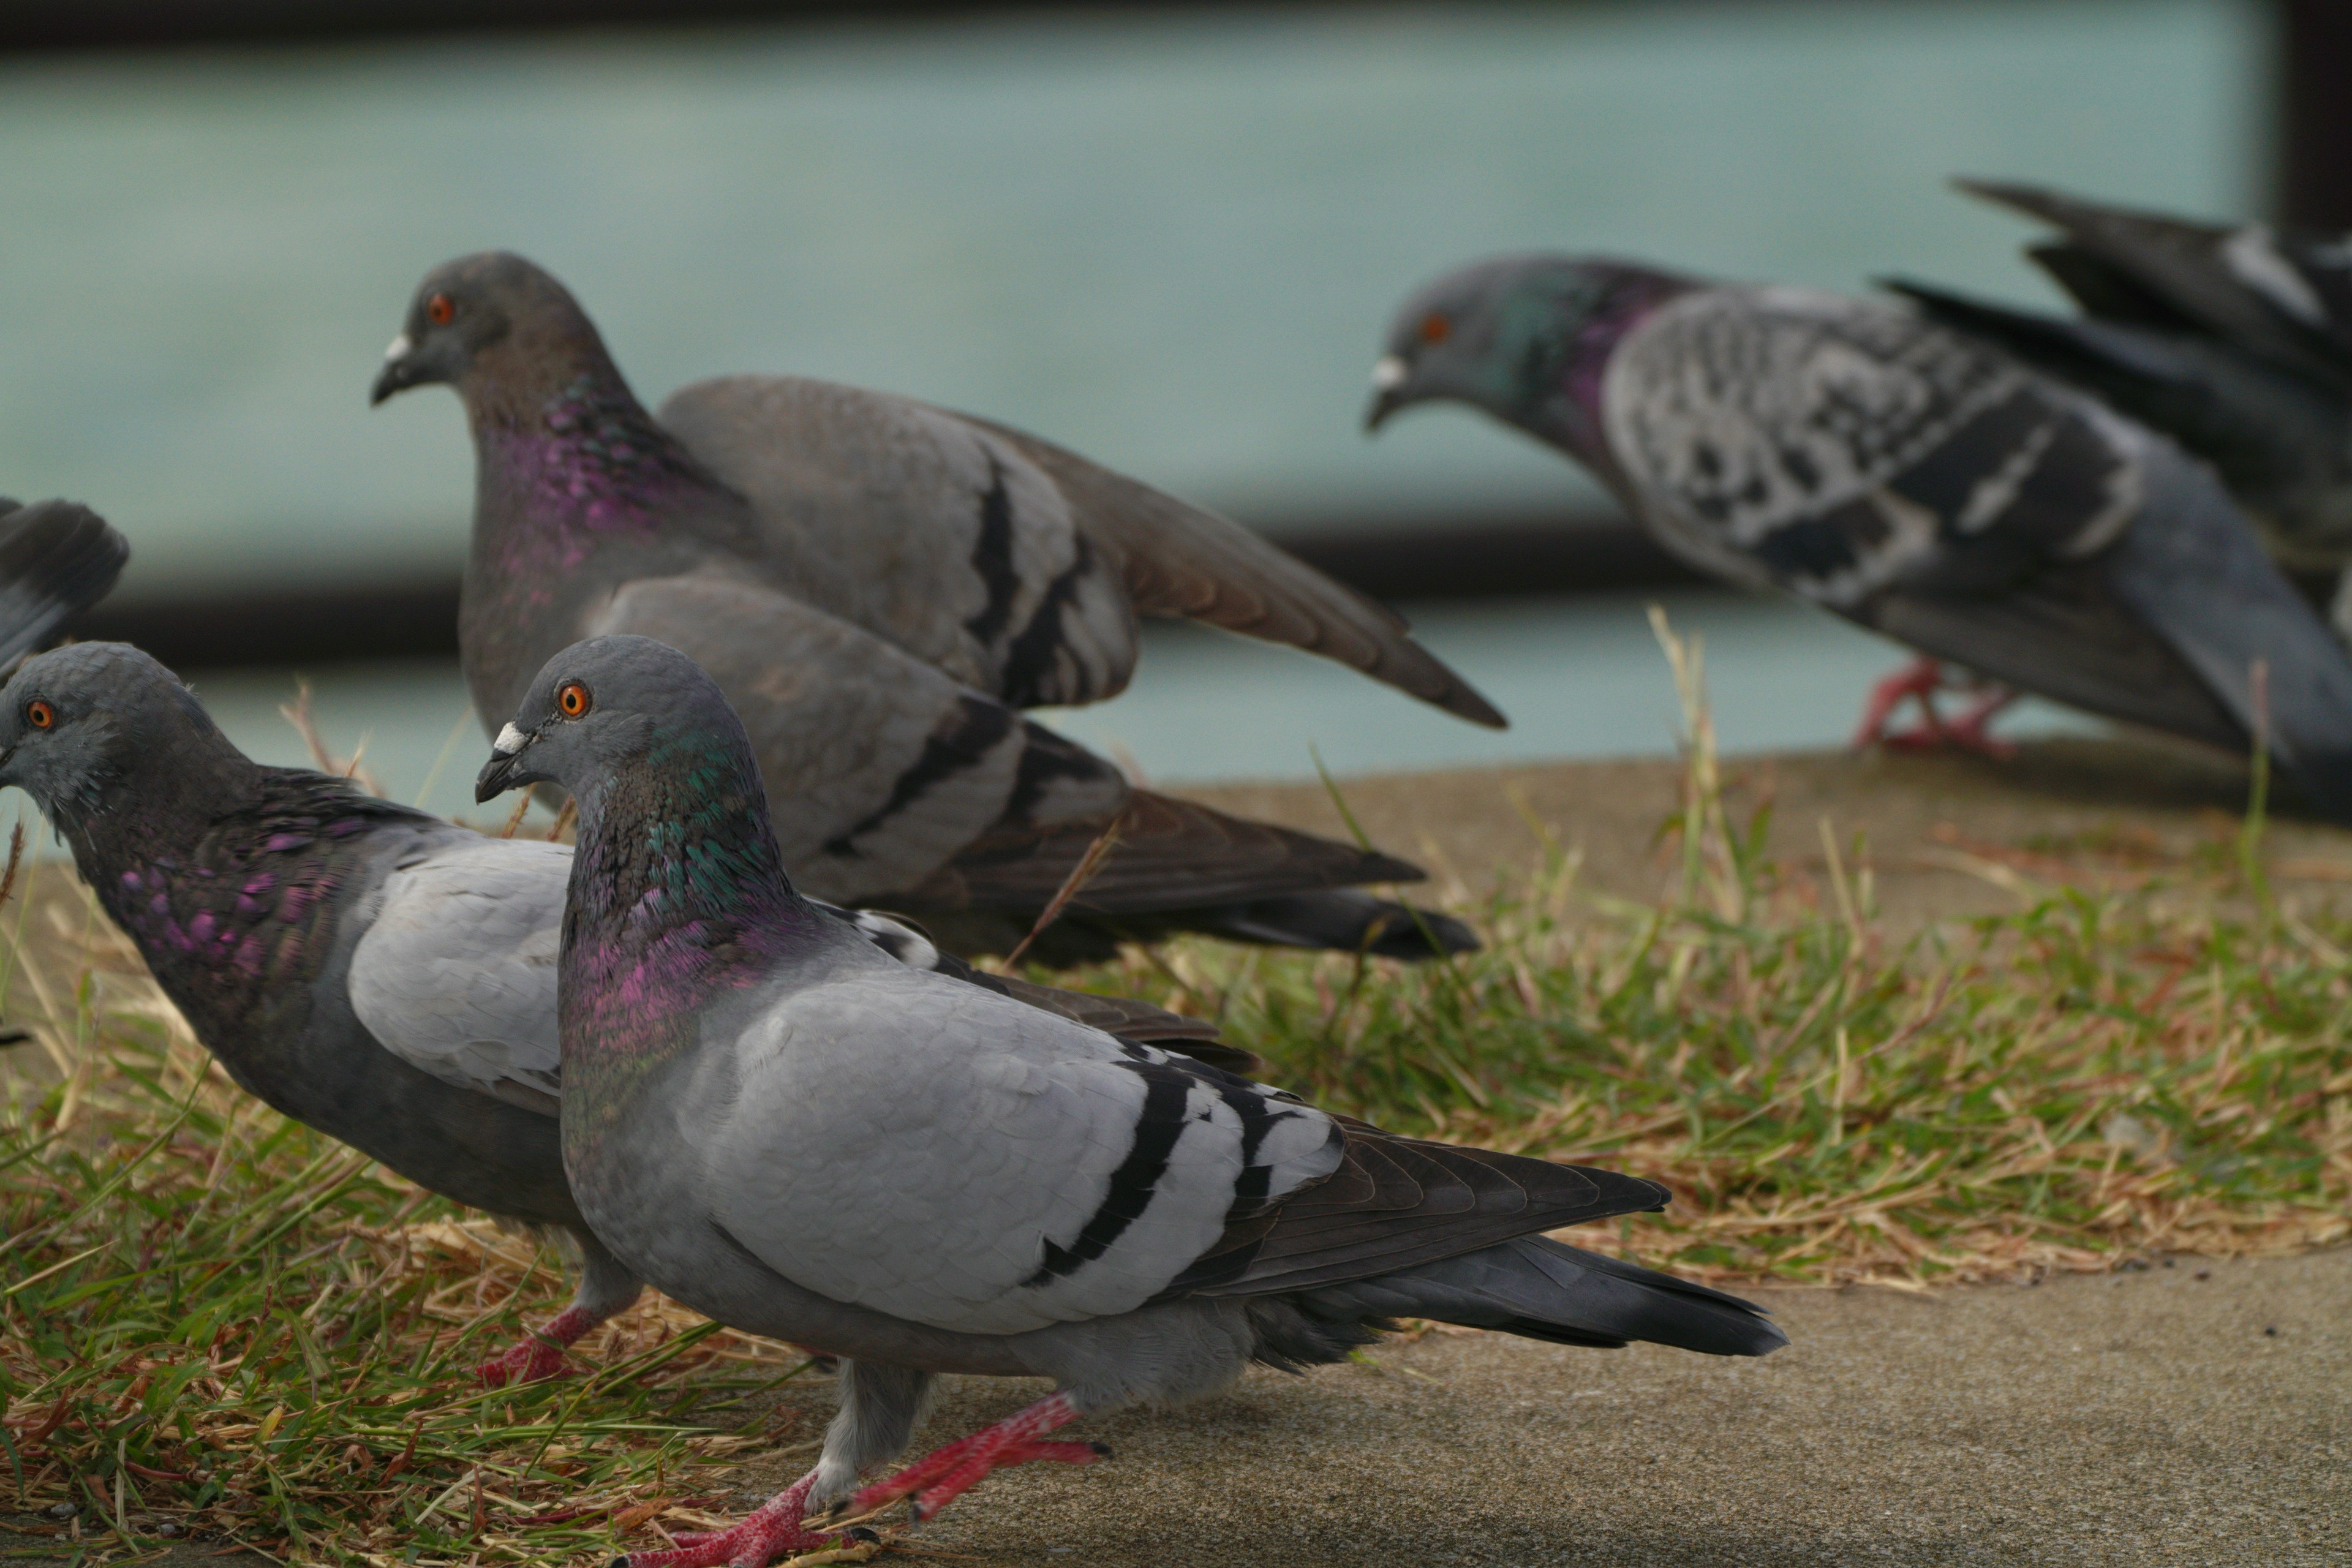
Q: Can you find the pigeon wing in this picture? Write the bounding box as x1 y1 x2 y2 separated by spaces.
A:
347 835 570 1115
1159 1115 1673 1300
820 903 1245 1065
0 500 129 668
658 375 1140 707
705 968 1338 1334
582 570 1129 907
658 375 1504 726
1601 285 2146 610
1956 179 2352 377
948 410 1506 727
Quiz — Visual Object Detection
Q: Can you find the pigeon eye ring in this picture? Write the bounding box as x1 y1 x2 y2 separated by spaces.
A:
23 700 53 731
557 681 592 719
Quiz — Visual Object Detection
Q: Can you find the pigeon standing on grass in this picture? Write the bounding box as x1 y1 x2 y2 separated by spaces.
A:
369 252 1491 962
1365 255 2352 819
0 643 1243 1386
473 633 1782 1563
1884 180 2352 628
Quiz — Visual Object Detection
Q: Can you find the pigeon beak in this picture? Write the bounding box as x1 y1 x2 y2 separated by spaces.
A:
1363 355 1412 432
473 722 533 804
371 332 439 407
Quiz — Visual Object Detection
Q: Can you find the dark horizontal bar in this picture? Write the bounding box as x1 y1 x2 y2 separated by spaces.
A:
4 0 1402 53
65 512 1700 669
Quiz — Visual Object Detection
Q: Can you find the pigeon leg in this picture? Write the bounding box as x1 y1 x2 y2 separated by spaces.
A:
612 1469 834 1568
1851 657 1949 749
481 1233 642 1387
477 1303 600 1387
834 1391 1106 1525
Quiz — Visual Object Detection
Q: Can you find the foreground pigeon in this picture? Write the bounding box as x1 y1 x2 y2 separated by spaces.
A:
1885 180 2352 624
1365 255 2352 815
0 497 130 666
369 252 1489 962
474 634 1782 1561
0 643 1243 1385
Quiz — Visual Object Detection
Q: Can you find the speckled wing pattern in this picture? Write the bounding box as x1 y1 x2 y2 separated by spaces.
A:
1602 287 2146 609
706 963 1340 1335
581 570 1129 906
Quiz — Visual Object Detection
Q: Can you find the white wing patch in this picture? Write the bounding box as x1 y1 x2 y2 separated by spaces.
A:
347 836 571 1108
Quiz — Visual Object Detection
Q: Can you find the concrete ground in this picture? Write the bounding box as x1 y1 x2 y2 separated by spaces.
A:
706 1248 2348 1567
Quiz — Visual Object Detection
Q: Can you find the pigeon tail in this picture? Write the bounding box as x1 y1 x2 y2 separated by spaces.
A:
2099 444 2352 823
1284 1235 1785 1360
1182 889 1480 960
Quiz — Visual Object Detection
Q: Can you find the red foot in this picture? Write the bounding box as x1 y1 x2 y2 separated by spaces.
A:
478 1304 597 1387
835 1391 1105 1525
1852 658 2019 759
616 1471 834 1568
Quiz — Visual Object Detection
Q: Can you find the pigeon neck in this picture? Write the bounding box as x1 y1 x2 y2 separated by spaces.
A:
470 364 718 561
559 728 820 1075
77 766 392 1046
1521 270 1693 468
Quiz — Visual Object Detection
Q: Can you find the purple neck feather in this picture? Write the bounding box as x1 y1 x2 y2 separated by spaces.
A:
558 730 819 1103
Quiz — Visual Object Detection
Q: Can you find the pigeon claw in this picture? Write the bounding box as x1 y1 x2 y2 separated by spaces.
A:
475 1303 599 1387
614 1471 831 1568
844 1390 1096 1526
1852 658 2019 759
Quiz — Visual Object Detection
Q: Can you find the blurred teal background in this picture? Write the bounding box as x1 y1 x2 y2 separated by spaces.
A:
0 0 2270 793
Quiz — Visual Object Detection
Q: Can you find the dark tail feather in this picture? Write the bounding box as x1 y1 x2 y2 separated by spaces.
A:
2102 446 2352 822
1298 1235 1786 1359
1188 888 1480 960
0 500 129 667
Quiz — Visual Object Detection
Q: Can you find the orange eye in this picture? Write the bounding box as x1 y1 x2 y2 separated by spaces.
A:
23 699 52 731
426 293 456 327
1418 312 1452 345
557 682 591 719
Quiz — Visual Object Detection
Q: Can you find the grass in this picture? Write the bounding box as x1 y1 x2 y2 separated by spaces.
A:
1 620 2348 1562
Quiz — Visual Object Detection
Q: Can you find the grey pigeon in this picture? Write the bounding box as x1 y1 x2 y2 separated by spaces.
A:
0 643 1243 1387
369 252 1491 963
473 633 1783 1561
1366 256 2352 818
0 498 130 667
1884 180 2352 623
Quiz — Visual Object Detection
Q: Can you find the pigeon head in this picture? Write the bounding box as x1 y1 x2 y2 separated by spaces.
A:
474 634 760 813
0 643 250 835
372 251 617 414
1365 255 1695 458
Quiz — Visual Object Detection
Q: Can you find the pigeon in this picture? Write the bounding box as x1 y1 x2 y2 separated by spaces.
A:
1365 255 2352 816
0 642 1246 1387
0 498 130 667
369 252 1491 963
473 633 1784 1561
1883 180 2352 624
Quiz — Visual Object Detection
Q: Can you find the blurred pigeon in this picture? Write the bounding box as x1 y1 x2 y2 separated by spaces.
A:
1366 257 2352 817
1886 180 2352 628
369 252 1490 962
0 498 130 667
473 634 1782 1559
0 643 1243 1387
